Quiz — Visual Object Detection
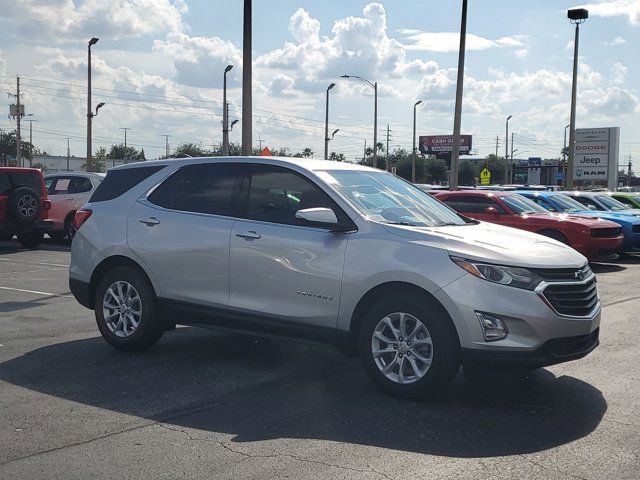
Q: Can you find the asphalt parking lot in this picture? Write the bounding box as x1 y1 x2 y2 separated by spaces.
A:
0 238 639 480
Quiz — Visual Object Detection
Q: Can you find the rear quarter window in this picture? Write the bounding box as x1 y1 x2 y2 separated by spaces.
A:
89 165 166 203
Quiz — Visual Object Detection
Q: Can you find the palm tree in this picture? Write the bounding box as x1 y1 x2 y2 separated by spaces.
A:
302 147 314 158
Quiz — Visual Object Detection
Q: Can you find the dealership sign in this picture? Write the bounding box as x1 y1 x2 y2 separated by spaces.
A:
419 135 472 155
572 127 619 190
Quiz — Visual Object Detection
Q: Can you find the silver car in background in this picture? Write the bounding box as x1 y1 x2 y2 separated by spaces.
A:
68 157 600 398
44 172 104 240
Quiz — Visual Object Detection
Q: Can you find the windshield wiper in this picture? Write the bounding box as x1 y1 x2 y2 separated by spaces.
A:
385 221 416 226
437 222 465 227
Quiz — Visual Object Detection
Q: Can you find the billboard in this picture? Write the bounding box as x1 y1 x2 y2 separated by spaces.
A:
419 135 472 155
572 127 619 190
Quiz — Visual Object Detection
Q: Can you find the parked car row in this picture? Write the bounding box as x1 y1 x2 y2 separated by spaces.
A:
67 157 603 399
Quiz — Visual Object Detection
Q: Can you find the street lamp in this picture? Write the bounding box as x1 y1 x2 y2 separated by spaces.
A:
505 115 513 183
223 64 233 156
324 83 336 160
566 8 588 190
450 0 468 190
341 74 378 168
412 100 423 182
87 37 99 164
563 123 571 185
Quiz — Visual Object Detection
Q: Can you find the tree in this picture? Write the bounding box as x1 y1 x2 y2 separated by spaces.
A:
0 130 33 166
137 148 146 161
458 159 479 186
172 143 211 158
302 147 314 158
329 152 345 162
82 147 106 172
108 144 141 162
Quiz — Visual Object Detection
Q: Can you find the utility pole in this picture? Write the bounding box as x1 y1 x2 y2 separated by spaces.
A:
324 83 335 160
120 127 131 164
449 0 468 190
26 119 38 167
162 135 171 158
66 138 71 171
505 115 512 184
386 125 390 171
628 155 633 186
495 136 500 157
241 0 252 155
363 139 367 163
16 76 22 166
223 64 233 156
412 100 422 182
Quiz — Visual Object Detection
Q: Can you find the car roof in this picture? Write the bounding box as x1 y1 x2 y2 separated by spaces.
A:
437 190 518 197
45 172 105 178
109 156 376 173
0 167 42 173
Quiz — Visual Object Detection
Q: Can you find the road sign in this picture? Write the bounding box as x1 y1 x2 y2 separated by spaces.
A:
556 172 565 180
480 168 491 185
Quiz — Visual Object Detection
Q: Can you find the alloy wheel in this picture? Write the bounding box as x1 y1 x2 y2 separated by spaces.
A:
102 281 143 337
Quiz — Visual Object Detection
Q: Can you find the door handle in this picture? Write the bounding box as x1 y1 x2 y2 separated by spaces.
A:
139 217 160 226
235 230 261 240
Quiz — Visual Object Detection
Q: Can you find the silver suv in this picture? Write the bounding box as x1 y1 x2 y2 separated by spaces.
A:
69 157 600 398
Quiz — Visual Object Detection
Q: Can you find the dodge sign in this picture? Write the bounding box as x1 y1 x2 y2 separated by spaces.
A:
572 127 619 190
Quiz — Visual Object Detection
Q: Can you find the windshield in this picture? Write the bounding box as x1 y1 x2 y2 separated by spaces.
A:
317 170 466 227
550 194 590 213
596 194 629 211
498 194 549 214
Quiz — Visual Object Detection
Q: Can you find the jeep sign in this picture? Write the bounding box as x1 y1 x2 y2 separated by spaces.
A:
572 127 619 190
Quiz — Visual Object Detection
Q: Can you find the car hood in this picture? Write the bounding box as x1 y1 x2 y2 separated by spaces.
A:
530 212 619 228
570 210 640 225
383 221 586 269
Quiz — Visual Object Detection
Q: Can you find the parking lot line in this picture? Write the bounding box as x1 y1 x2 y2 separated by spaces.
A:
0 258 69 268
0 286 73 299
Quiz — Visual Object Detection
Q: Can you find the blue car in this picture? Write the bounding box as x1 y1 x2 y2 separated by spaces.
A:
518 190 640 253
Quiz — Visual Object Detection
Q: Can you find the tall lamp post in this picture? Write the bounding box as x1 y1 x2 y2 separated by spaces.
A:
223 64 233 156
120 127 131 164
241 0 252 155
341 74 378 168
450 0 468 190
412 100 423 183
563 123 570 185
87 37 99 163
324 83 336 160
505 115 512 184
566 8 588 190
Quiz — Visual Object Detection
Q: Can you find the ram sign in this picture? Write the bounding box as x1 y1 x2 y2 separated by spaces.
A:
573 127 619 189
419 135 472 155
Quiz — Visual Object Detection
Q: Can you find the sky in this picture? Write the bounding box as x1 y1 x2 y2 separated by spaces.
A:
0 0 638 167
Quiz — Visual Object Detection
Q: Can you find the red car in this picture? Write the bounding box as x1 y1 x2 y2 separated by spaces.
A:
434 190 623 260
0 167 53 248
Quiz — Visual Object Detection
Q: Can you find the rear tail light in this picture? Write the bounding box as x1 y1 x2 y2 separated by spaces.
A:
42 200 51 210
73 209 92 230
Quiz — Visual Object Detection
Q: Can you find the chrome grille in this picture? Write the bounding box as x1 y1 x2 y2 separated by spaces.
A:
542 277 599 317
533 264 592 283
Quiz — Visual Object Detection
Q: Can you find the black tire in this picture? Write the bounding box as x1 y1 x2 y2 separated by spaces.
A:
94 266 163 351
17 231 43 249
7 187 41 225
358 294 460 399
538 229 569 245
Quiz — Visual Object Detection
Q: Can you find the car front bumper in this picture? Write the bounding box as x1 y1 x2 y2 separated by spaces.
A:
573 235 624 259
434 272 601 368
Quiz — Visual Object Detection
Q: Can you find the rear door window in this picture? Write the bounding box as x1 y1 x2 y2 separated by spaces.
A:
148 163 244 217
444 196 498 214
49 177 72 195
571 196 604 211
69 177 93 194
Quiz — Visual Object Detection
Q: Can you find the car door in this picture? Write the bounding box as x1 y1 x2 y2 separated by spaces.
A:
229 165 350 328
127 163 243 307
46 176 74 230
68 176 95 213
444 195 502 223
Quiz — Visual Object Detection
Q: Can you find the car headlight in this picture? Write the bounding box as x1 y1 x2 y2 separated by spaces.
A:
450 256 543 290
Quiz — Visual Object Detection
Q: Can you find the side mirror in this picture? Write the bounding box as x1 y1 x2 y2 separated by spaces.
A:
295 207 340 229
485 207 500 217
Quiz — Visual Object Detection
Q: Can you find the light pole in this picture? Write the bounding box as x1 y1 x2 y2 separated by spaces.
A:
120 127 131 164
412 100 423 183
66 138 71 171
326 129 339 158
241 0 252 155
162 134 171 158
223 64 233 156
450 0 468 190
505 115 512 184
88 101 105 164
563 123 570 185
26 117 37 167
341 74 378 168
87 37 99 164
566 8 588 190
324 83 336 160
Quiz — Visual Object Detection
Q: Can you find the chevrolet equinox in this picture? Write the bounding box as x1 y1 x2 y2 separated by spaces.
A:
69 157 600 398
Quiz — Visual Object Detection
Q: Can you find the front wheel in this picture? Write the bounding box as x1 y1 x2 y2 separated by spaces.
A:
17 231 43 249
94 266 164 351
358 294 460 399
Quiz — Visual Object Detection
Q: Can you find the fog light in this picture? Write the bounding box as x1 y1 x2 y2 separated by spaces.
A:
475 312 509 341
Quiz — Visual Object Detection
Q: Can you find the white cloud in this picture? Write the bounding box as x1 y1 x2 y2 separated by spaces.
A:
600 35 626 46
0 0 187 41
0 49 6 76
401 30 525 53
575 1 640 24
152 31 242 88
612 62 628 84
582 87 640 115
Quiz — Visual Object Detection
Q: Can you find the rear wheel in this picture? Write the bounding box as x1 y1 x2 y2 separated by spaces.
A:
17 231 43 249
358 294 460 399
94 266 164 351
